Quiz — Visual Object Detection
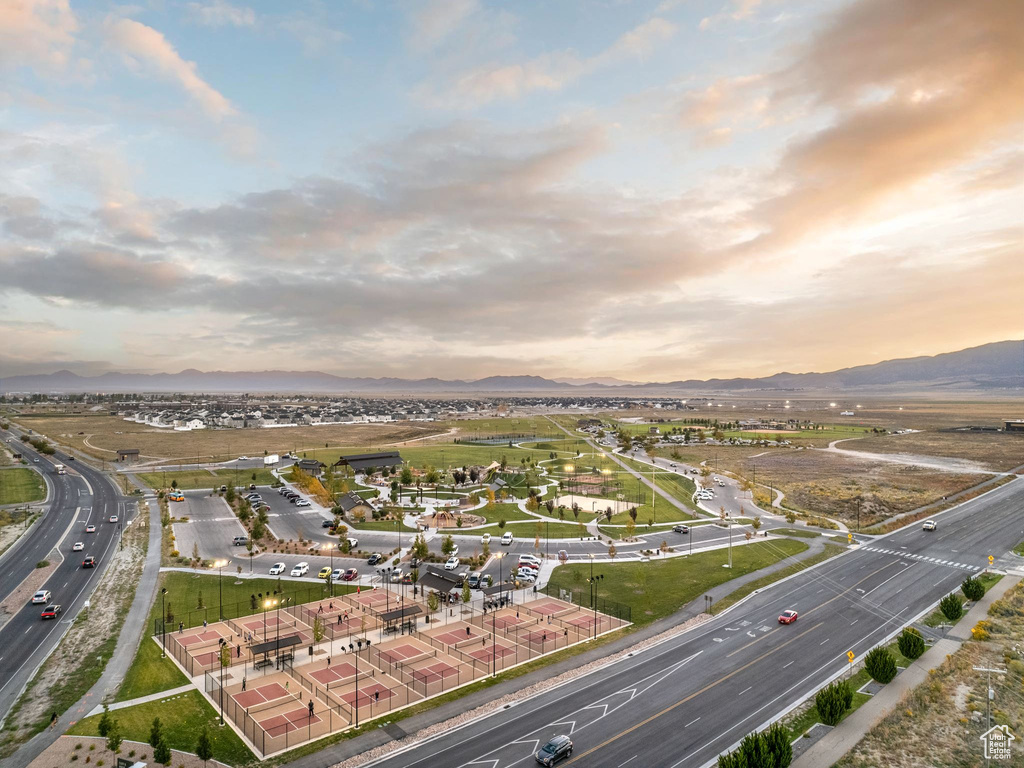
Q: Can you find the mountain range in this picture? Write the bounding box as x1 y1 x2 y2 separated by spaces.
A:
1 340 1020 394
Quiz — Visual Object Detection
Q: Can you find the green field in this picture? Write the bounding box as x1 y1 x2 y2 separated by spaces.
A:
546 538 809 626
471 521 592 540
116 636 189 702
69 690 255 767
0 467 46 505
137 468 277 491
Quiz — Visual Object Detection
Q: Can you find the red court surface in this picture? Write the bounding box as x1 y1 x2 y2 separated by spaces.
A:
233 682 289 709
349 591 391 607
258 707 322 735
376 643 422 665
467 643 516 662
244 616 292 632
490 614 526 630
409 661 459 684
524 599 570 615
336 682 394 706
191 649 223 667
432 627 484 646
179 629 225 647
308 662 358 685
518 629 557 645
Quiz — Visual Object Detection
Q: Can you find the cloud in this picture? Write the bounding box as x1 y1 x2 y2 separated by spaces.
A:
699 0 762 31
105 17 236 121
185 0 256 27
409 0 479 52
419 16 677 107
0 0 78 75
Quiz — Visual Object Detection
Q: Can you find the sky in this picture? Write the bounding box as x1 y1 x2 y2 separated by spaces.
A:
0 0 1021 382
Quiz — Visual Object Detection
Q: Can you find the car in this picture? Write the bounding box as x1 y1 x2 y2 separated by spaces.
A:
71 542 84 552
557 549 569 561
501 532 514 545
109 515 118 523
321 519 334 528
238 456 249 461
331 568 345 581
717 479 726 487
390 569 404 583
82 556 96 568
249 483 257 490
290 562 309 577
68 456 75 461
480 533 491 544
41 605 61 620
518 560 540 571
444 556 460 571
401 572 414 584
922 520 937 531
318 566 333 580
535 735 573 765
519 554 541 566
367 553 383 566
269 562 286 575
672 524 690 534
34 459 39 463
220 485 228 492
517 567 537 580
778 609 798 625
85 524 96 533
296 499 311 508
468 572 482 589
449 544 459 557
342 568 358 581
31 590 51 605
168 492 184 502
347 537 359 550
232 535 249 546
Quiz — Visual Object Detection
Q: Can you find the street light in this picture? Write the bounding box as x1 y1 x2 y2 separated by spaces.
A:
160 587 167 657
263 596 277 645
492 553 504 677
323 543 334 597
213 559 228 620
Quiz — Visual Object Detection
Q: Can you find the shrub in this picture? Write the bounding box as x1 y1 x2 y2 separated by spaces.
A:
865 647 898 684
718 721 792 767
815 679 853 726
940 593 964 621
36 560 49 568
971 620 991 641
169 550 180 558
897 627 926 660
153 737 171 766
961 576 984 602
763 722 792 766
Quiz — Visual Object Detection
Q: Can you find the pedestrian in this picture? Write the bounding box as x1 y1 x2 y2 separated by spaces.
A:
327 656 331 667
542 632 547 643
203 619 208 629
337 614 343 626
466 626 471 636
329 602 334 611
308 699 314 716
482 637 486 646
236 644 241 658
242 678 246 691
374 690 379 703
564 629 568 638
285 680 290 692
49 712 57 730
318 604 324 614
179 621 184 634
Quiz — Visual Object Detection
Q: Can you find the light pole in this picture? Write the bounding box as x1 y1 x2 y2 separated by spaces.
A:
214 559 228 620
323 543 334 597
492 553 503 676
263 597 276 644
160 587 167 657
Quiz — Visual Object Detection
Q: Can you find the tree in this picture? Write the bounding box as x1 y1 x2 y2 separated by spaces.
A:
940 592 964 621
192 542 200 569
427 591 440 613
400 466 414 485
608 543 617 558
195 728 213 767
864 646 897 684
628 507 637 522
149 717 163 750
815 680 852 726
625 519 635 540
171 479 178 490
462 581 471 604
98 703 112 738
751 516 761 531
897 627 926 660
545 499 555 514
106 720 123 755
498 518 506 530
762 722 792 767
154 737 172 766
313 614 325 649
961 576 984 602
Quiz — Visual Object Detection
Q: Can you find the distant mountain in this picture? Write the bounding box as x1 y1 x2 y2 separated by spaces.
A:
1 340 1020 394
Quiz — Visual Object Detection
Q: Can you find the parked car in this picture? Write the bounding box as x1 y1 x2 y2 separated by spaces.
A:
517 567 537 581
367 553 383 566
922 520 937 531
519 554 541 566
85 524 96 533
342 568 358 581
444 556 460 571
232 535 249 546
41 605 61 620
672 524 690 534
269 562 286 575
535 735 573 765
82 556 96 568
71 542 84 552
468 572 482 589
518 560 540 571
480 533 491 544
31 590 51 605
318 566 332 580
331 568 345 582
290 562 309 577
296 499 311 508
778 609 798 625
449 544 459 556
501 532 514 545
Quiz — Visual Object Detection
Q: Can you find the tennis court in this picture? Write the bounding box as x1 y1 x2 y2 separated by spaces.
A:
232 681 289 709
522 598 575 616
179 628 228 647
375 641 424 666
307 661 359 686
466 639 518 663
347 590 390 608
407 659 460 685
335 680 395 707
426 623 485 647
258 706 322 736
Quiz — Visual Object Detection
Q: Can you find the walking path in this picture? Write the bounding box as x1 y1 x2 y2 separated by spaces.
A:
792 571 1023 768
86 684 194 716
8 489 165 768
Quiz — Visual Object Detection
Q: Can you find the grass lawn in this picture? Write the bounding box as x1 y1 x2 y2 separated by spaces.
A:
786 669 873 739
922 572 1002 627
69 689 256 767
0 467 46 505
348 518 418 533
618 456 700 514
116 636 189 702
546 538 809 626
149 572 358 633
1013 540 1024 557
470 521 592 540
713 543 846 613
771 527 821 538
137 468 277 491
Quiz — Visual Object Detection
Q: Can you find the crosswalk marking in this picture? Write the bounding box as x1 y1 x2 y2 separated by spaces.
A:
862 547 978 571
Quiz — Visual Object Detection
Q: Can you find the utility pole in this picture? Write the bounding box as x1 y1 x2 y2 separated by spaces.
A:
973 665 1006 767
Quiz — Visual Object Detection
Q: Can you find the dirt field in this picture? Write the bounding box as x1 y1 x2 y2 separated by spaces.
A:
836 581 1024 768
843 430 1024 472
10 413 444 463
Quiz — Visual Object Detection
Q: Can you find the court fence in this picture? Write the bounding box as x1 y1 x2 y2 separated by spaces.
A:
541 584 632 623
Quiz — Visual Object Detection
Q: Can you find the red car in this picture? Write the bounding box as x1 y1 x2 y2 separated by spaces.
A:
41 605 61 620
342 568 358 581
778 609 798 625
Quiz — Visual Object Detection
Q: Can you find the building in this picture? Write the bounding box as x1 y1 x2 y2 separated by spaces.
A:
116 449 140 463
295 458 326 477
332 451 404 474
336 491 375 520
1004 419 1024 433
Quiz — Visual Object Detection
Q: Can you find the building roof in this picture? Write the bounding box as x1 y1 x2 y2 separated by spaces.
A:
333 451 404 472
378 604 425 623
418 571 461 593
296 458 325 470
338 492 371 512
117 448 140 455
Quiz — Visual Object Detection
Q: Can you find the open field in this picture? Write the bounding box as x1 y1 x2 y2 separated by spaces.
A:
0 467 46 505
11 413 444 463
843 429 1024 472
546 538 808 625
137 467 278 490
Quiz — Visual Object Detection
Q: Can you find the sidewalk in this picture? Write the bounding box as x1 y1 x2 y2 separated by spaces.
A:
8 492 165 768
87 684 194 717
792 572 1022 768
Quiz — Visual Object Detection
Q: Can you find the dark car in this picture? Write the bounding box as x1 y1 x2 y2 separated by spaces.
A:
367 553 383 566
672 524 690 534
535 735 573 765
321 519 333 528
82 556 96 568
41 605 61 620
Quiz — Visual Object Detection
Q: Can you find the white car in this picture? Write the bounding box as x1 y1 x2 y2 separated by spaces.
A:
480 533 491 544
290 562 309 577
269 562 286 575
71 542 84 552
500 532 514 545
922 520 937 531
450 544 459 556
444 556 460 571
390 569 404 582
347 537 359 550
108 515 118 523
295 499 311 508
331 567 345 581
519 554 541 566
238 456 249 461
31 590 51 605
516 568 537 582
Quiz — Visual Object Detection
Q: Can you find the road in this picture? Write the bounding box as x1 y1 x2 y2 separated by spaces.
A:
0 426 132 725
366 476 1024 768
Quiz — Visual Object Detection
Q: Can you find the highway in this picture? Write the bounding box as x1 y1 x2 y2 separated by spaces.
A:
0 426 132 725
365 476 1024 768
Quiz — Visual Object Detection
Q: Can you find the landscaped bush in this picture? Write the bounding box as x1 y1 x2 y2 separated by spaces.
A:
961 576 984 602
865 647 897 684
717 722 791 767
815 679 853 726
897 627 926 660
940 592 964 621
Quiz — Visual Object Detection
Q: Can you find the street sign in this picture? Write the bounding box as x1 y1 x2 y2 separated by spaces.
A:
847 650 855 662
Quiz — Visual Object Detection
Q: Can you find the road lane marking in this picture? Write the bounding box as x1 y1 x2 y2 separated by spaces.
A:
860 562 915 599
782 661 794 669
618 756 638 767
685 717 701 728
739 687 751 696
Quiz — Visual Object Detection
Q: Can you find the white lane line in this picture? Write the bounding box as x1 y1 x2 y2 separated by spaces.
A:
783 661 794 669
850 619 859 625
685 717 701 728
861 562 916 599
618 756 638 767
819 638 830 645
